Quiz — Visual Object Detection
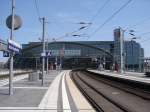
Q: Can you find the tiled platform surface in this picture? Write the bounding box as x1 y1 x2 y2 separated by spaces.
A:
0 70 60 112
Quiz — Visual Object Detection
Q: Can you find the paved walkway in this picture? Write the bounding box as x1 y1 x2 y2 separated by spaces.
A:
38 70 95 112
0 70 95 112
0 70 60 112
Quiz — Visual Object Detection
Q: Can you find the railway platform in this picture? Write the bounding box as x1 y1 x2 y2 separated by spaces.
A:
72 70 150 112
0 70 95 112
0 69 150 112
0 70 59 112
89 70 150 84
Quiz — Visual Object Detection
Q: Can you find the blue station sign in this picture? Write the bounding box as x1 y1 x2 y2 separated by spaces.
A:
8 39 22 53
46 51 52 57
41 51 52 57
3 51 9 57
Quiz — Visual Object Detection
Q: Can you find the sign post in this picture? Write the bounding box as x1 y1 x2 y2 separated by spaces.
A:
9 0 15 95
6 0 22 95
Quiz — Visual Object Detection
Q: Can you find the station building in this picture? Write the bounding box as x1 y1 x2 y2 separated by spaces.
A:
14 29 144 71
15 41 113 69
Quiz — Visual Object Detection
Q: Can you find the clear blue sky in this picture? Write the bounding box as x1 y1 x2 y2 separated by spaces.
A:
0 0 150 62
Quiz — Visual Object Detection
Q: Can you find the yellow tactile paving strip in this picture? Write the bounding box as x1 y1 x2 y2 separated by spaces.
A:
66 71 95 112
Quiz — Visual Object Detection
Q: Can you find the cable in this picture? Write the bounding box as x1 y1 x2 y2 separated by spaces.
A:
79 0 111 34
54 25 92 41
128 31 150 43
126 16 150 30
139 31 150 37
34 0 41 20
90 0 111 22
55 30 79 41
75 0 110 25
139 34 150 43
141 37 150 43
89 0 132 38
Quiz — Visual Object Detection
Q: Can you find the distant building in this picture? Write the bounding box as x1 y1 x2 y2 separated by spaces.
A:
0 38 7 51
16 41 113 69
13 29 144 70
113 28 144 71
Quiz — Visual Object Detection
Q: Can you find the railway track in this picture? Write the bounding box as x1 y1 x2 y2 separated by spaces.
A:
85 71 150 100
71 70 150 112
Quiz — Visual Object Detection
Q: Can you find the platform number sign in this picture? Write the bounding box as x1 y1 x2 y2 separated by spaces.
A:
3 51 9 57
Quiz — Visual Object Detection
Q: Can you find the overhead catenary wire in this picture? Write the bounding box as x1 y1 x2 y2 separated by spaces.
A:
34 0 42 23
53 23 93 41
128 31 150 43
88 0 132 39
33 0 110 41
34 0 41 18
33 0 86 41
127 33 150 43
139 35 150 43
90 0 111 22
137 31 150 39
34 0 52 44
140 31 150 36
125 16 150 43
54 29 81 41
78 0 111 34
126 16 150 30
140 38 150 43
125 18 150 43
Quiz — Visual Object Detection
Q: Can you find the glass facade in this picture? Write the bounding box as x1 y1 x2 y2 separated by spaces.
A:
113 28 144 71
17 40 144 70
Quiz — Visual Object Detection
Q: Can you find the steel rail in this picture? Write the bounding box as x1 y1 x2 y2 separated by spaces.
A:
84 71 150 100
71 71 130 112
